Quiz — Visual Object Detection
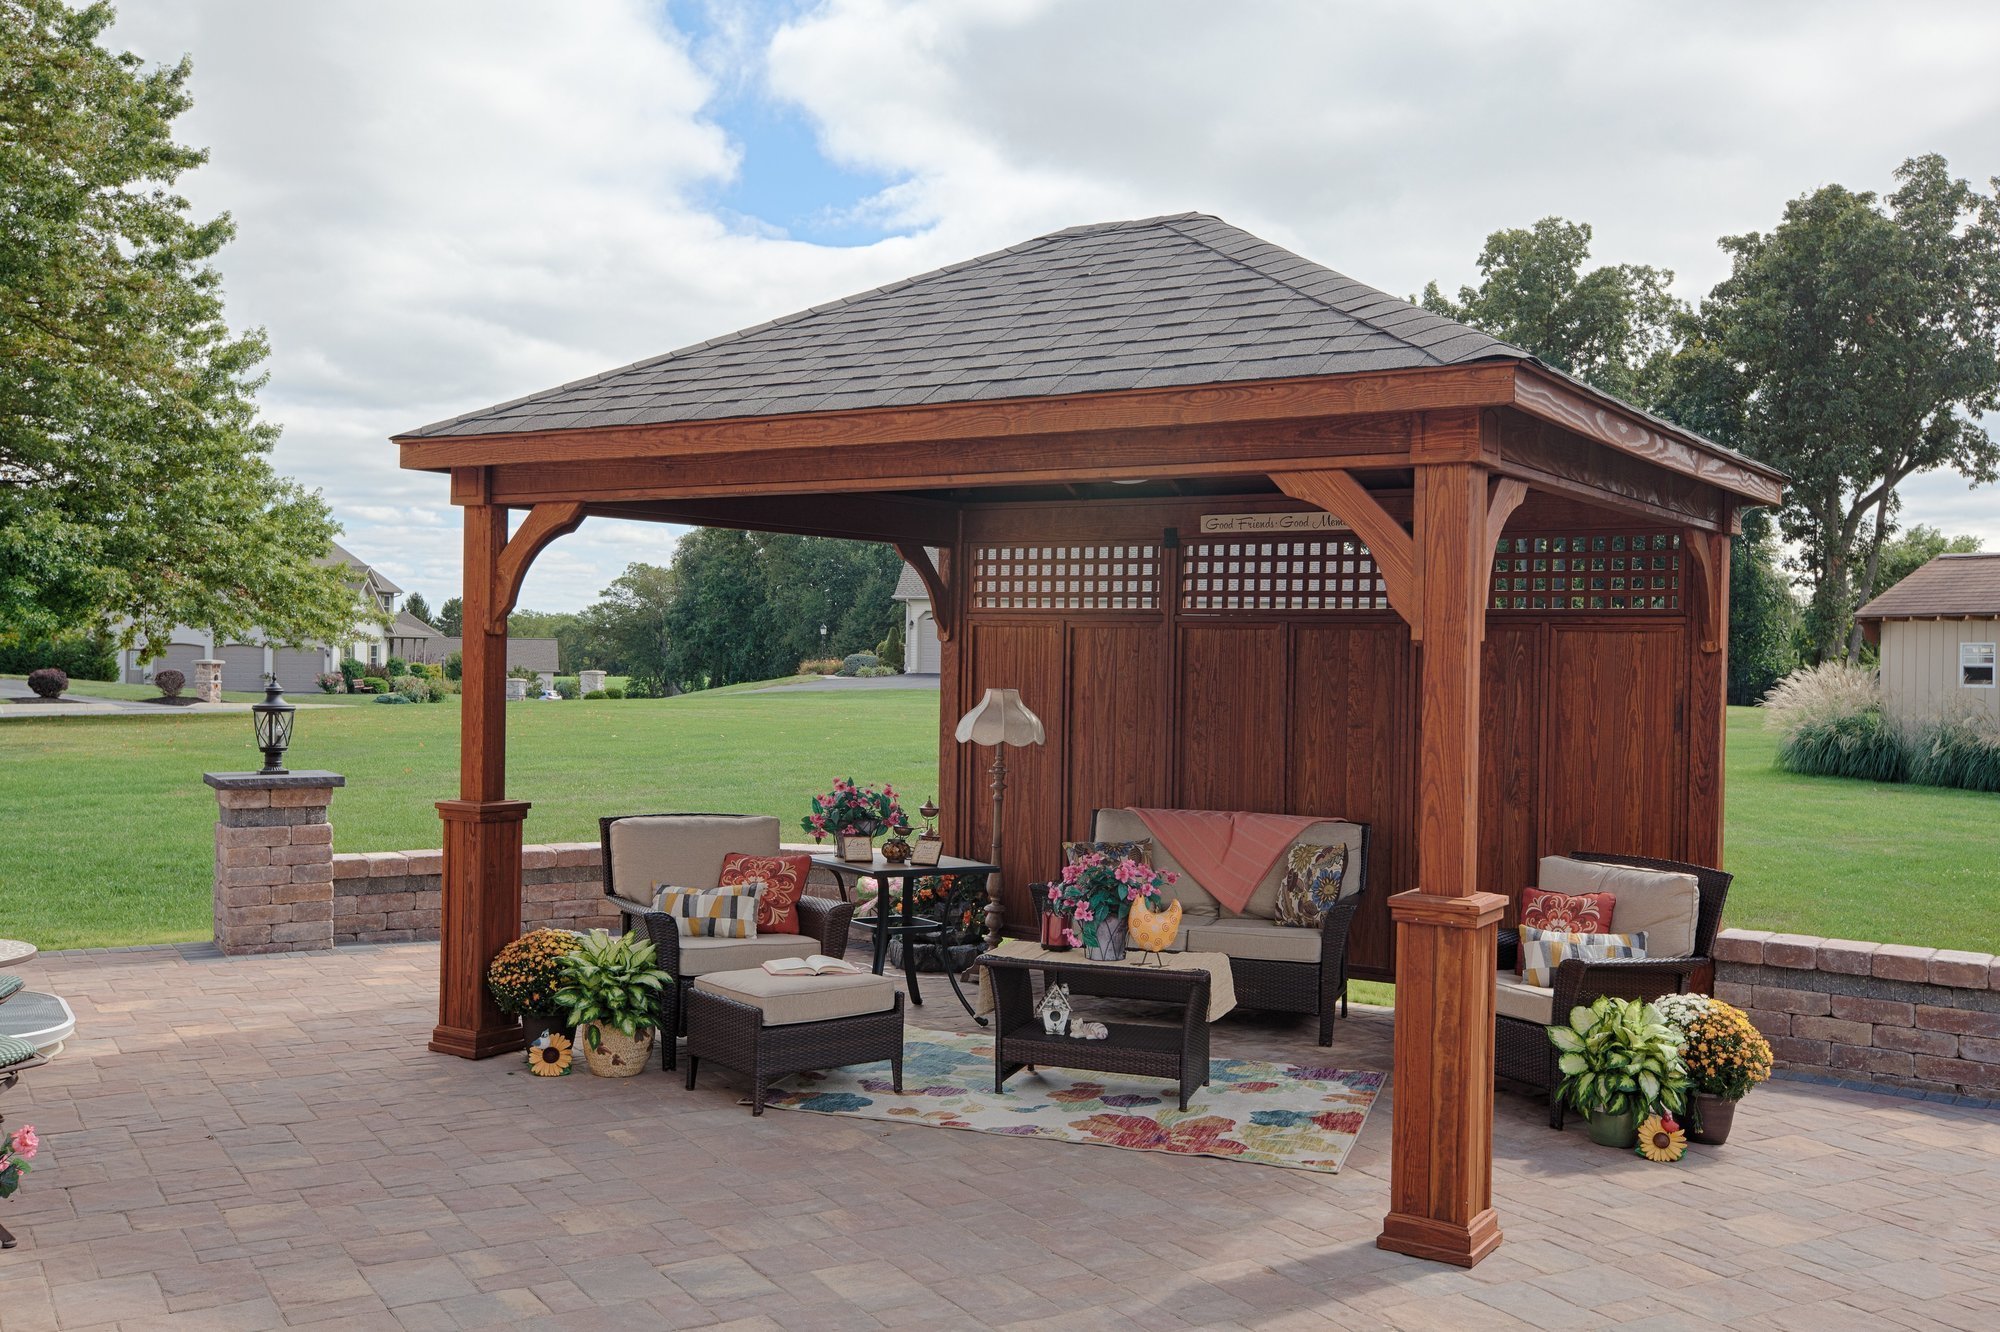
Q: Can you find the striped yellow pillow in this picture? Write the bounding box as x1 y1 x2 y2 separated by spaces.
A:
653 883 762 938
1519 926 1647 988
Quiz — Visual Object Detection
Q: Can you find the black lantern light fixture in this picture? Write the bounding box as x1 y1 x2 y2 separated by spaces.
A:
252 678 297 775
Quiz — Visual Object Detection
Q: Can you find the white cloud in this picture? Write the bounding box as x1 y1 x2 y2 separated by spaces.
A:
105 1 2000 611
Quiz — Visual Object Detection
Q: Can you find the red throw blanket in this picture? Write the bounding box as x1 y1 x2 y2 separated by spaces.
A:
1127 808 1328 914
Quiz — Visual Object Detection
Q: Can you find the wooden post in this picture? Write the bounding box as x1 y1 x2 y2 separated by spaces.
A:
1378 459 1508 1267
1684 526 1732 868
431 482 530 1058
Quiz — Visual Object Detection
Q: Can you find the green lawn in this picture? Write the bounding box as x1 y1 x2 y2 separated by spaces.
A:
2 694 1995 956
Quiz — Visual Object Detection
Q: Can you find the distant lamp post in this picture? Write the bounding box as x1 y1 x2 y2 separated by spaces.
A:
953 688 1046 949
252 679 297 775
819 623 829 653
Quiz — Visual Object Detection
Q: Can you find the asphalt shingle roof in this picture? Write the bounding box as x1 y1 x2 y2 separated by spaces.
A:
1857 554 2000 620
406 213 1528 439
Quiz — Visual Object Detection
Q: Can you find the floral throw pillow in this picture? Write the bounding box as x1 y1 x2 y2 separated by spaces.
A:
1063 839 1152 866
1274 842 1349 929
1517 888 1616 974
719 851 811 934
653 884 761 938
1518 926 1647 988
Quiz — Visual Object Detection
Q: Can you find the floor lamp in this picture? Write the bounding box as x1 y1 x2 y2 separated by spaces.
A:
954 688 1046 951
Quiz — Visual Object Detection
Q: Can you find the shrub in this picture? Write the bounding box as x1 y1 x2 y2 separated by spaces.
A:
339 657 366 685
361 662 390 680
506 665 538 680
314 671 344 694
858 664 899 677
384 656 408 678
373 692 411 704
583 688 608 700
392 674 428 701
554 677 580 699
837 652 879 677
26 667 67 699
876 620 905 673
1762 663 1906 783
411 661 444 681
0 636 117 681
603 686 625 699
799 657 843 676
1904 706 2000 793
443 650 463 681
153 668 186 699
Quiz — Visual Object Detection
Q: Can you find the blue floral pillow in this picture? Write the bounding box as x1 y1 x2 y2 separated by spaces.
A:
1274 842 1348 928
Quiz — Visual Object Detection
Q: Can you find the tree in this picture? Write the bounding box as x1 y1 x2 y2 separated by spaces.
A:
402 591 433 626
1872 524 1983 600
1687 155 2000 663
0 1 361 656
1422 217 1684 404
664 529 772 688
435 596 463 637
1727 508 1802 704
576 563 677 692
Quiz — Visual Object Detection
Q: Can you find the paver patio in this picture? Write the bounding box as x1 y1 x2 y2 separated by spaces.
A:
3 941 1998 1330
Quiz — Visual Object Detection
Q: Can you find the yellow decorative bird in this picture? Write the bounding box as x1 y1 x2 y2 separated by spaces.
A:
1127 897 1182 964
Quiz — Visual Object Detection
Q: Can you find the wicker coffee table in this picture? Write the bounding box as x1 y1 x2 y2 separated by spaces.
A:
980 952 1212 1110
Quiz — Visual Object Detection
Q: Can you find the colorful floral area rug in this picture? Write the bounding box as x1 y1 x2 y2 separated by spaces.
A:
759 1029 1384 1173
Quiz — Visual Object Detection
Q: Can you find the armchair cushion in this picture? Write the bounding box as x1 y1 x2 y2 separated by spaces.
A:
1495 972 1556 1025
608 813 780 901
674 934 818 976
1539 856 1699 959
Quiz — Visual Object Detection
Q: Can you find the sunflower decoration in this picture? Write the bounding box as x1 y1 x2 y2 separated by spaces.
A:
1636 1112 1687 1163
527 1031 574 1077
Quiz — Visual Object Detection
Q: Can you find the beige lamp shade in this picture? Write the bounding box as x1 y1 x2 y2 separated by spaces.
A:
954 688 1046 747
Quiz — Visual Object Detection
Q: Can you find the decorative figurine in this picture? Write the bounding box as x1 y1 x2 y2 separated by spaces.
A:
881 822 913 864
912 796 944 866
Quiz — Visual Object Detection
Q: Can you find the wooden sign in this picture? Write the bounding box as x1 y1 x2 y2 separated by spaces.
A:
1199 511 1351 535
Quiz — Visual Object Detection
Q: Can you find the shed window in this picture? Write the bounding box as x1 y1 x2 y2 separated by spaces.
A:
1963 642 1996 688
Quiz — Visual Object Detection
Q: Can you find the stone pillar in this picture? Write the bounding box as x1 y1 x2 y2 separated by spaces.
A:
204 771 345 955
577 669 606 694
192 659 224 704
504 677 528 702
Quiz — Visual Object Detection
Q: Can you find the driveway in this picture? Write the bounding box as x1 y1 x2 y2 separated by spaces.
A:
0 677 331 719
756 673 940 693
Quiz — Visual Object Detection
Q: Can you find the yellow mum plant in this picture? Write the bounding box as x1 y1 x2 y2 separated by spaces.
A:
1655 995 1771 1101
486 929 581 1016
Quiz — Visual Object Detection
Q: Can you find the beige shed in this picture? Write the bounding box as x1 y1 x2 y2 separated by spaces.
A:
1857 553 2000 724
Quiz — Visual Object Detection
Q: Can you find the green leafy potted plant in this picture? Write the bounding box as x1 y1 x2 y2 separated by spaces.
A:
553 930 671 1078
1547 996 1689 1148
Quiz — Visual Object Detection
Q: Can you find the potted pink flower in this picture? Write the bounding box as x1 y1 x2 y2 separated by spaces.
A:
1 1122 38 1246
803 779 906 862
1048 852 1177 961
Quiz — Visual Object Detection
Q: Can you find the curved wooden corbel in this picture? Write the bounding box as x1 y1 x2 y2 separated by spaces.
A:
1273 470 1420 637
1481 477 1528 641
895 542 953 642
1683 528 1729 655
488 502 587 633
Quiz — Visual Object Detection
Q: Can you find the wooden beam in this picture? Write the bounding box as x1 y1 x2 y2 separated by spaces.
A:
397 363 1524 470
489 502 586 634
1494 411 1732 530
1512 367 1785 507
1379 460 1506 1268
895 542 954 643
580 492 959 547
1273 470 1421 637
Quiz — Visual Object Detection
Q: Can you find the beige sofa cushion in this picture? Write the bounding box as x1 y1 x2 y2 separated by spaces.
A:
1184 918 1322 964
1090 809 1219 922
1239 820 1363 919
1495 972 1555 1025
673 934 813 976
695 967 897 1026
608 814 780 902
1539 857 1700 959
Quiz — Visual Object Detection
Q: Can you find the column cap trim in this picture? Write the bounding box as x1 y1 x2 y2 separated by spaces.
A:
1388 889 1507 930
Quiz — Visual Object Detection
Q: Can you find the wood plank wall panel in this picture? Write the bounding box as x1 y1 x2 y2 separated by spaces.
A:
1542 624 1687 860
1478 624 1542 920
1288 622 1415 977
1065 624 1171 839
960 620 1066 926
1176 625 1287 812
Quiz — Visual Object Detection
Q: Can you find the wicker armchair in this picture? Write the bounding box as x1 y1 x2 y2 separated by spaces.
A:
1495 851 1732 1129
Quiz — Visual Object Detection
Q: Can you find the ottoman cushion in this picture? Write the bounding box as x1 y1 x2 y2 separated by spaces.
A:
694 968 897 1027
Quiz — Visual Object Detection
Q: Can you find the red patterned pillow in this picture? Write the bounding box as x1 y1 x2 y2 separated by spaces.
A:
1517 888 1616 973
719 852 812 935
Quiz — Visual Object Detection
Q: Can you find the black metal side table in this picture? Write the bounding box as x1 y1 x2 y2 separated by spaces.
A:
810 853 998 1020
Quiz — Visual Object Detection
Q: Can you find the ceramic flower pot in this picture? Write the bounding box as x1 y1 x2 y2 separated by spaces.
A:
1084 917 1128 962
837 833 875 863
581 1023 654 1077
1585 1107 1637 1148
1689 1093 1738 1145
520 1010 569 1049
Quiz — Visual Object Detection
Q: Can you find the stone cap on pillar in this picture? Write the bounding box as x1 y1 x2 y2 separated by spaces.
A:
203 771 346 790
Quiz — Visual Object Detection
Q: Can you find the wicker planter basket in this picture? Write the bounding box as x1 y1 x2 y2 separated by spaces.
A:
581 1023 654 1077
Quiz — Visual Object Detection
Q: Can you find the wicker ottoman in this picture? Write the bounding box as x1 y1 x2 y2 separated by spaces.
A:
685 968 904 1115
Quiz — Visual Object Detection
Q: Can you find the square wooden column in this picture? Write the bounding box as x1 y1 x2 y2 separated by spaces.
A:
1378 459 1508 1267
431 486 530 1058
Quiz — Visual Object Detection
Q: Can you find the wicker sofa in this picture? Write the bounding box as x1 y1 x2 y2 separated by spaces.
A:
599 813 856 1070
1035 808 1368 1046
1494 851 1732 1129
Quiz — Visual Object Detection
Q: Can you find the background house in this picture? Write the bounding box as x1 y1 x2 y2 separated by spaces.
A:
429 637 561 679
121 541 408 690
892 550 943 674
1857 552 2000 723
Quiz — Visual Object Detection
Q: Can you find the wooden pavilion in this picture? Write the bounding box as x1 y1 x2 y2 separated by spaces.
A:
395 214 1782 1267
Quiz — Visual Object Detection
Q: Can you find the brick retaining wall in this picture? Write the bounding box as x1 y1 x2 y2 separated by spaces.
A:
1714 929 2000 1098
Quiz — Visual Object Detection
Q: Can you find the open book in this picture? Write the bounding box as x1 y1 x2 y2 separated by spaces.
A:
761 955 863 977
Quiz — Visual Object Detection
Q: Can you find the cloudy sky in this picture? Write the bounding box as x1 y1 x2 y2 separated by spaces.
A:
108 0 2000 612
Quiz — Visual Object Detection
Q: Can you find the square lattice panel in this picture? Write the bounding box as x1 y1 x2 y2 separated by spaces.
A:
971 544 1161 610
1180 537 1389 612
1490 532 1681 611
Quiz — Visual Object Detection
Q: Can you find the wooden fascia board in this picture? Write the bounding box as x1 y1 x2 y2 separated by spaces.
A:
395 363 1521 471
580 493 960 547
1510 366 1785 506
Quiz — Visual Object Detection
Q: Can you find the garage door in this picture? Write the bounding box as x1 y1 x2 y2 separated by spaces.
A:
270 648 329 693
219 644 268 694
912 612 941 673
137 642 207 685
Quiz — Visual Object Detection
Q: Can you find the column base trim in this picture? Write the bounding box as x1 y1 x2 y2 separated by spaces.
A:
435 799 532 824
1377 1208 1502 1268
429 1022 525 1060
